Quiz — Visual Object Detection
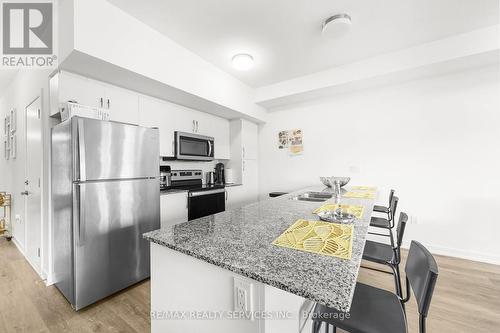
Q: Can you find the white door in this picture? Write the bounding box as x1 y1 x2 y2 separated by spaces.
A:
24 97 42 272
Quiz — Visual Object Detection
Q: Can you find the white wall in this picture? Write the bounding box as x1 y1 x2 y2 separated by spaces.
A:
258 64 500 264
0 69 52 275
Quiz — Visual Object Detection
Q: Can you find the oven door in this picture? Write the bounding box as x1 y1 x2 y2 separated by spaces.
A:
175 131 214 161
188 189 226 220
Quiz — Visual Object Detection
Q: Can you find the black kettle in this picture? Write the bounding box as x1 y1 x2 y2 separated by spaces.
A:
214 163 225 185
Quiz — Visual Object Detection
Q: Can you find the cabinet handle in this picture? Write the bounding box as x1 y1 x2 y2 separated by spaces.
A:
172 140 175 155
107 99 110 109
100 97 103 108
196 120 199 133
225 189 228 201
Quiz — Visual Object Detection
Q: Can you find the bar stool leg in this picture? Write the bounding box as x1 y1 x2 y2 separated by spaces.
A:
312 321 321 333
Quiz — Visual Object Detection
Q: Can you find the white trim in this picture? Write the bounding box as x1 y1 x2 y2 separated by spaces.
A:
402 242 500 266
12 237 25 255
11 237 44 276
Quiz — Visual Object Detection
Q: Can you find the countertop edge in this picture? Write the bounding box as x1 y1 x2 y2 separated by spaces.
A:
143 233 351 312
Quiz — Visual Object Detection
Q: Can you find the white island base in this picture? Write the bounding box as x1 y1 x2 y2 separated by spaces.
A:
151 243 315 333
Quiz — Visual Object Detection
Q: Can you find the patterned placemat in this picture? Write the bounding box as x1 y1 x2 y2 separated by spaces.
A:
350 186 376 192
272 219 353 260
344 191 375 199
313 204 364 219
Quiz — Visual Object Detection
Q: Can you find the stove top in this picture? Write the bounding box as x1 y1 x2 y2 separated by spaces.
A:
167 169 225 192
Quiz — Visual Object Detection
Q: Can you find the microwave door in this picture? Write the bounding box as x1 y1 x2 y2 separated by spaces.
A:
176 132 214 161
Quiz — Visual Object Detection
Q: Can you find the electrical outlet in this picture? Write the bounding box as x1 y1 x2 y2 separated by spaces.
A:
233 277 253 317
349 165 360 173
15 214 21 224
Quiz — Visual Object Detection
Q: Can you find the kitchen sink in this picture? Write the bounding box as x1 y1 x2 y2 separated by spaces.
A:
290 191 333 202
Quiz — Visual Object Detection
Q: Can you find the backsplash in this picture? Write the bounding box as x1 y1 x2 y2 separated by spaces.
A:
159 159 223 184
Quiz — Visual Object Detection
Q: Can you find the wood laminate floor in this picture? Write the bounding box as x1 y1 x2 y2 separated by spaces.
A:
1 237 499 332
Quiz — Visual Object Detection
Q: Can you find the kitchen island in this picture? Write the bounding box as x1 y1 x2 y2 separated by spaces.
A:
144 186 376 333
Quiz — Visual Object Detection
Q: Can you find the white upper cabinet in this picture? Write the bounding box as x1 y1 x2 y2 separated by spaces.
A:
53 71 140 125
57 71 103 108
138 95 230 159
138 96 176 157
52 71 230 159
194 111 230 160
241 119 258 160
104 85 139 125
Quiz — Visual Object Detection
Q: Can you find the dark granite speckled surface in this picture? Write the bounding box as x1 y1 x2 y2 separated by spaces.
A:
144 186 376 312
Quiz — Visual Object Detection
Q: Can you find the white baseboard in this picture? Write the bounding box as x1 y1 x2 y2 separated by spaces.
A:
402 242 500 265
45 271 56 286
11 237 45 278
12 237 25 255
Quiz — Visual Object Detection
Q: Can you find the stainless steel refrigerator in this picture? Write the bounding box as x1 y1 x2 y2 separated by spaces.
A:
51 117 160 310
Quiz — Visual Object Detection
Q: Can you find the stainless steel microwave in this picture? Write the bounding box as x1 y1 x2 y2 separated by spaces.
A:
175 131 214 161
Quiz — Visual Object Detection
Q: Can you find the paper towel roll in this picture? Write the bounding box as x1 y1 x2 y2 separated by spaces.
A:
225 168 235 184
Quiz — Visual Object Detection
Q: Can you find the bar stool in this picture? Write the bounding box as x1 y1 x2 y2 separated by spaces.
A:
369 195 399 245
363 212 407 297
311 240 439 333
373 189 395 214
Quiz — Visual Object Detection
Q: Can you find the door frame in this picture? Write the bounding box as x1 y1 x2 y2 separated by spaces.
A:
24 94 44 276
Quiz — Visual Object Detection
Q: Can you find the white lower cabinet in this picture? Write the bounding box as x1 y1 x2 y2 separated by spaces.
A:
160 192 188 228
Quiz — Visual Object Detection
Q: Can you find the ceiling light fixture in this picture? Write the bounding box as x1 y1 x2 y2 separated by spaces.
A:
322 13 352 38
231 53 254 71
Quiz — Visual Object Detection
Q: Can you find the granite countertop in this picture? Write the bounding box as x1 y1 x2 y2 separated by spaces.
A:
144 186 376 312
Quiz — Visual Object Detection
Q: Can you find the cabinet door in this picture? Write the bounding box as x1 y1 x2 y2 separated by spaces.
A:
226 186 245 210
58 72 103 108
104 85 139 125
139 96 176 157
242 159 259 204
160 192 188 228
241 120 258 160
196 112 230 159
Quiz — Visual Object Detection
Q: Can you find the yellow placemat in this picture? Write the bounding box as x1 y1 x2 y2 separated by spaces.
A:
350 186 376 192
313 204 364 219
272 219 353 260
344 191 375 199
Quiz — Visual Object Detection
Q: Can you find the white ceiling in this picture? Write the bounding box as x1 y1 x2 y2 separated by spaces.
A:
109 0 499 87
0 70 18 93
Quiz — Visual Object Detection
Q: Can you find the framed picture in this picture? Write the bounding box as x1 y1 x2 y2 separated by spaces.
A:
10 134 16 159
9 109 16 133
4 138 9 160
4 115 9 135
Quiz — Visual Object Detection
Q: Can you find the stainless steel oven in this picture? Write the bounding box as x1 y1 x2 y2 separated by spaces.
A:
175 131 214 161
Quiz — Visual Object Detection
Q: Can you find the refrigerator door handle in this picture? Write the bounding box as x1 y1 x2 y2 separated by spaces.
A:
78 119 86 182
76 184 86 245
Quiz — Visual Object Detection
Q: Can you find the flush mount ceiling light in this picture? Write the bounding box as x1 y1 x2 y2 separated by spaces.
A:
322 13 352 38
231 53 254 71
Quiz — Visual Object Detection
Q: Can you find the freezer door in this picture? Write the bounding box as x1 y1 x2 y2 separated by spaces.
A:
73 178 160 310
72 117 159 181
